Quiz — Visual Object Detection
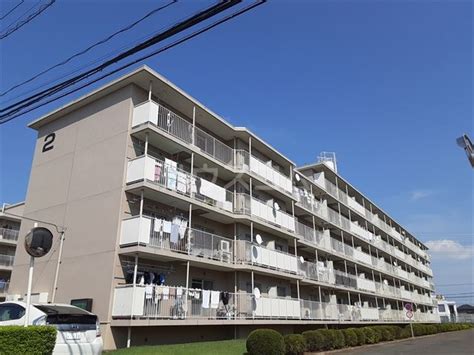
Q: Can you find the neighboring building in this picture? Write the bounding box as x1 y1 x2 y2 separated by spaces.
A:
0 202 24 301
457 304 474 323
7 66 438 350
436 296 458 323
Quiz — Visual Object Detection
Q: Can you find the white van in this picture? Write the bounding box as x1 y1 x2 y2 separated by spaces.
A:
0 301 103 354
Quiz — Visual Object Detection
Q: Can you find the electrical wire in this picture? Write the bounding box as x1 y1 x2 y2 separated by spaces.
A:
0 0 266 125
0 0 55 40
0 0 177 97
0 0 24 20
0 0 241 118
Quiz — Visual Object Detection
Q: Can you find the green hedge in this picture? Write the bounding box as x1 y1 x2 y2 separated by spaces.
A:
0 326 57 355
246 329 285 355
247 323 473 354
283 334 306 355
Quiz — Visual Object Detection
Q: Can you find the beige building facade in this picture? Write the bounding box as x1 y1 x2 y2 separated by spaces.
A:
8 66 438 350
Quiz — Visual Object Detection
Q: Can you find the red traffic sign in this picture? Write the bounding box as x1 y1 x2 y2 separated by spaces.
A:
404 303 413 312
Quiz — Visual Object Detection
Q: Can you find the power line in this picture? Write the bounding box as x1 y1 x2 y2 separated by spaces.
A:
0 0 266 125
0 0 55 40
436 283 474 287
0 0 177 97
0 0 240 117
0 0 24 20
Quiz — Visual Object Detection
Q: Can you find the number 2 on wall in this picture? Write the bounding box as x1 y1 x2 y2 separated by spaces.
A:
42 133 55 152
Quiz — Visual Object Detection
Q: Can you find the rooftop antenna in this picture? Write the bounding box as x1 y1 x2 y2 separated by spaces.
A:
317 152 338 173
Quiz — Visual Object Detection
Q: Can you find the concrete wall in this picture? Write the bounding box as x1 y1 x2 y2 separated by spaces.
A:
8 85 145 326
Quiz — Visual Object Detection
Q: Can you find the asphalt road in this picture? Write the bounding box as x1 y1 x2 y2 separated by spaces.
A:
337 329 474 355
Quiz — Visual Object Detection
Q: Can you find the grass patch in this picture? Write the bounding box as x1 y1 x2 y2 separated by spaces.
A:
109 339 246 355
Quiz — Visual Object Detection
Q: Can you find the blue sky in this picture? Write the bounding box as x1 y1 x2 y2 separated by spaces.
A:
0 0 472 303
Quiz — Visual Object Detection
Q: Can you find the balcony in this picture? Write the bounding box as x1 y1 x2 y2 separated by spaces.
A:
357 277 376 293
236 241 298 274
234 193 295 232
0 254 14 268
127 155 234 213
295 221 331 249
353 247 373 266
350 222 374 242
112 285 436 323
236 150 292 194
133 101 234 167
348 197 366 216
113 285 299 320
0 228 19 242
120 216 233 264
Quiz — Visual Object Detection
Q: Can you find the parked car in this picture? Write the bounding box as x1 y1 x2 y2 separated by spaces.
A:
0 301 103 354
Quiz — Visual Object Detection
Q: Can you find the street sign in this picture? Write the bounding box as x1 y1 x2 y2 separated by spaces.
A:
404 302 413 312
406 310 414 319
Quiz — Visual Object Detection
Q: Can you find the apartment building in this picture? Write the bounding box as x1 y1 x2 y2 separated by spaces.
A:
8 66 438 350
0 202 24 301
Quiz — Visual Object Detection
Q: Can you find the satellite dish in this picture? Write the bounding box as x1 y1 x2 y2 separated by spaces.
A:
299 256 305 264
295 173 301 182
24 227 53 258
253 287 261 299
255 234 263 245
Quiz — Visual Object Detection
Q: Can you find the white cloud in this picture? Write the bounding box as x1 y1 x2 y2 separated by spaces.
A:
410 190 433 201
425 239 474 260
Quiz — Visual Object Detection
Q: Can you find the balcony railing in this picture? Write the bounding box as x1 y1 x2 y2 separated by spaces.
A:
113 285 437 323
236 150 292 194
120 216 233 264
194 126 233 166
236 241 298 274
127 155 234 213
0 254 14 267
234 193 295 232
0 228 19 242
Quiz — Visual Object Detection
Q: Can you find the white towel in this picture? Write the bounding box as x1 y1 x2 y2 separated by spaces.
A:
202 290 210 309
154 218 163 232
177 287 183 297
210 291 220 309
162 286 169 300
145 285 153 299
163 221 172 234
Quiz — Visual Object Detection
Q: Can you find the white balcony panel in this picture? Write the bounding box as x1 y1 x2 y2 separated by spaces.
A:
353 248 372 266
120 217 151 245
250 198 295 231
360 308 379 320
348 197 366 215
249 244 298 274
394 248 406 260
132 101 159 127
249 156 292 193
357 278 376 293
112 286 145 317
400 288 412 299
127 156 155 183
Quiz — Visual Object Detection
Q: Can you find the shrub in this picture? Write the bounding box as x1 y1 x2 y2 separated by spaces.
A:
400 325 413 338
378 326 395 341
389 325 403 339
0 326 56 355
342 328 358 347
284 334 306 355
247 329 285 355
302 330 326 352
331 330 345 349
363 327 377 344
370 327 382 343
353 327 366 345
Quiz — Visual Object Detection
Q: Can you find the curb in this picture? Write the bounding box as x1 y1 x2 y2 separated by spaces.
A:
304 330 472 354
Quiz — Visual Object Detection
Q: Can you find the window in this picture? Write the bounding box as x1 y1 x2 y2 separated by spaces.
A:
191 279 213 290
438 304 446 313
0 303 25 321
277 286 286 297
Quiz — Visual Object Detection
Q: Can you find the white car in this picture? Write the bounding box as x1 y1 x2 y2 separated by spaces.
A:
0 301 103 354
